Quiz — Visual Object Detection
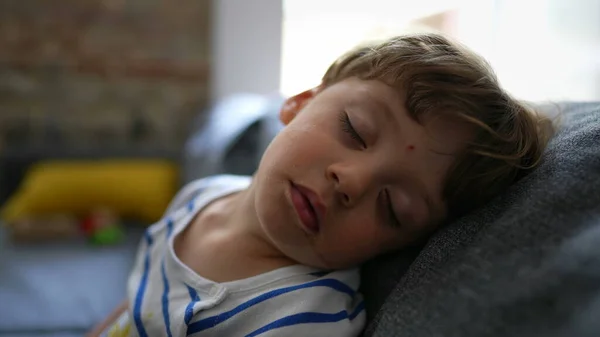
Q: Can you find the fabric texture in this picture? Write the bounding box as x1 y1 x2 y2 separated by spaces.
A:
106 175 365 337
362 102 600 337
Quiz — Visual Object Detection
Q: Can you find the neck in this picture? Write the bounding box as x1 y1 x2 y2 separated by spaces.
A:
223 182 295 266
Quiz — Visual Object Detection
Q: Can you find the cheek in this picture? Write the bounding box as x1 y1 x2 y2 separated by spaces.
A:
319 215 394 266
263 123 338 170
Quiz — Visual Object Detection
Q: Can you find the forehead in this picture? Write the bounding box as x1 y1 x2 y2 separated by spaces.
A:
420 113 474 156
335 78 472 155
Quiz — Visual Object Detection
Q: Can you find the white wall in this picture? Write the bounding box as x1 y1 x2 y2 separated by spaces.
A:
489 0 600 101
211 0 599 103
211 0 283 102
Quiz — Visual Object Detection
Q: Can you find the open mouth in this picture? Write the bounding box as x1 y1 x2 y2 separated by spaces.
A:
290 183 320 234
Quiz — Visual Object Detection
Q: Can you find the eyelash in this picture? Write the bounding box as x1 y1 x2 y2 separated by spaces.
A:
338 112 366 148
384 190 401 228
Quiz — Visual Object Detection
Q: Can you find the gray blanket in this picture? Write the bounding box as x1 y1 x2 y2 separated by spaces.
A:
362 102 600 337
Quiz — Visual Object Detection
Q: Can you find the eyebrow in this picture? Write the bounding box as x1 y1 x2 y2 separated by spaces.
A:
362 91 398 125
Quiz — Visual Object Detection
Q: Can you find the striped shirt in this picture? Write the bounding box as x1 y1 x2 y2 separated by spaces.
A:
102 175 365 337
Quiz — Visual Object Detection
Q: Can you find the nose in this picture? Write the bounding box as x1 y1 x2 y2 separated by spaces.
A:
326 163 373 207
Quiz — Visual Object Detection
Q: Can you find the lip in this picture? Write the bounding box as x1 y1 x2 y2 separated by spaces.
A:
290 182 326 234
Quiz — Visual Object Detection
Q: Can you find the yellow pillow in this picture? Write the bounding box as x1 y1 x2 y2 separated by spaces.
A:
1 160 178 224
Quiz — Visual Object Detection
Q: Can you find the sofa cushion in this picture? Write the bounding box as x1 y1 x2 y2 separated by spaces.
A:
362 102 600 337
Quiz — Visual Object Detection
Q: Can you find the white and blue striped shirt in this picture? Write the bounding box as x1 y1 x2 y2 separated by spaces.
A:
103 175 365 337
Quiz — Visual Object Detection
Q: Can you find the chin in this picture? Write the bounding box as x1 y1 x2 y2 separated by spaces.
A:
252 173 358 270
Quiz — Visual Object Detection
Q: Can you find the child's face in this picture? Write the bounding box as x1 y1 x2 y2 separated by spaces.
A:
251 77 471 269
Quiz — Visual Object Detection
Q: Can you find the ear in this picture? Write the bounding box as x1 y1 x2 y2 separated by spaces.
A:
280 86 321 125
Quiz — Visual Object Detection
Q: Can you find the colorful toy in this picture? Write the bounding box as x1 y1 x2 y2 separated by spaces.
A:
5 208 124 245
80 208 125 245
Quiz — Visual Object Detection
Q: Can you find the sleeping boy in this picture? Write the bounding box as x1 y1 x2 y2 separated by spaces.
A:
89 33 553 337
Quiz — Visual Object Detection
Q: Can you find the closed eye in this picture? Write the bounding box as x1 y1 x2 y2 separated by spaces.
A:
384 189 401 228
339 112 366 149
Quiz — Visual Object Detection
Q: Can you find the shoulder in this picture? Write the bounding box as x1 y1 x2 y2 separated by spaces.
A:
188 268 365 337
143 175 251 237
166 175 252 215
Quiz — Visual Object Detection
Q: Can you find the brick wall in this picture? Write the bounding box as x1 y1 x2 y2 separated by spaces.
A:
0 0 211 153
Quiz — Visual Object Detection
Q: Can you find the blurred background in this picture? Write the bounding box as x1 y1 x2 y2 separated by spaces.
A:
0 0 598 160
1 0 599 158
280 0 600 101
0 0 210 155
0 0 598 334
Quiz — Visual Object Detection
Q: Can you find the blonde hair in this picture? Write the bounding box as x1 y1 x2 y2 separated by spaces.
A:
322 33 556 221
